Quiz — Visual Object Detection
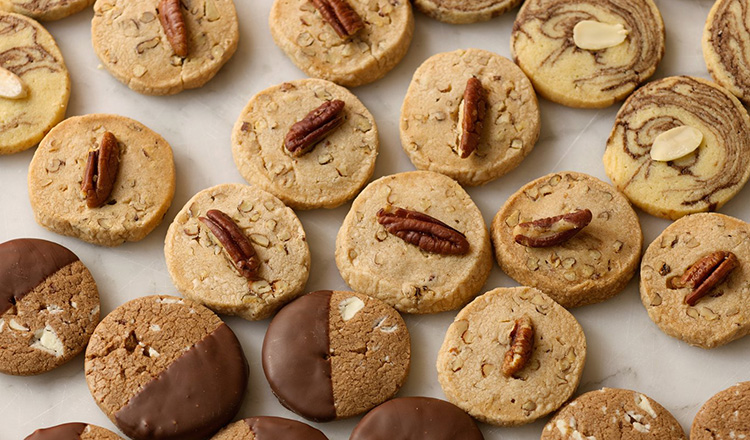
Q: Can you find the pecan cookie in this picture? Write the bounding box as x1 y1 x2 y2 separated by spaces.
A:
232 78 378 210
165 183 310 321
437 287 586 426
25 423 123 440
641 213 750 349
0 0 93 20
91 0 239 95
691 382 750 439
413 0 520 24
703 0 750 105
335 171 492 314
211 417 328 440
269 0 413 87
400 48 540 186
28 114 175 247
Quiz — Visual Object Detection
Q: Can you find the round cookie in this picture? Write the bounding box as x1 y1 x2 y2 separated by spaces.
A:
262 290 410 422
400 49 540 186
511 0 665 108
437 287 586 426
541 388 687 439
0 238 99 376
413 0 521 24
231 78 378 210
703 0 750 105
91 0 239 95
269 0 414 87
335 171 492 314
603 76 750 220
0 11 70 155
491 171 642 308
211 417 328 440
25 423 124 440
640 213 750 349
28 114 176 247
84 295 248 440
0 0 93 20
349 397 484 440
691 382 750 439
164 183 310 321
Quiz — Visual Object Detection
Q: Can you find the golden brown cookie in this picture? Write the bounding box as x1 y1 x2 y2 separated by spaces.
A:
691 382 750 439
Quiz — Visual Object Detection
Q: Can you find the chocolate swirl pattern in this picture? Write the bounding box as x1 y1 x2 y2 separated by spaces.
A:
413 0 522 24
703 0 750 105
0 0 94 21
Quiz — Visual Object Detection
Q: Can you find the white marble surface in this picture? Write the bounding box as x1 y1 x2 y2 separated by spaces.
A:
1 0 748 438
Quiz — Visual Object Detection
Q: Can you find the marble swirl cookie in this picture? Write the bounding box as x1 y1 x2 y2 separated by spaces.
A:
703 0 750 105
436 287 586 426
0 0 93 20
603 76 750 220
28 114 176 247
400 48 540 186
232 78 378 210
640 213 750 349
84 295 248 440
691 382 750 439
413 0 521 24
211 417 328 440
0 11 69 155
91 0 239 95
269 0 413 87
25 423 124 440
511 0 665 108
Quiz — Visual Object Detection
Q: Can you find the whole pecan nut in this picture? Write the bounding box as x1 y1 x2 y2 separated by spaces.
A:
458 77 487 159
513 209 593 248
502 316 534 377
285 99 346 157
82 131 120 209
199 209 261 280
158 0 188 57
675 251 739 306
310 0 364 38
376 205 470 255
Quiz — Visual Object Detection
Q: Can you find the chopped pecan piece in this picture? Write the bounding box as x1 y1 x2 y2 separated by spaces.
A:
199 209 261 280
502 316 534 376
458 77 487 158
310 0 364 39
158 0 188 57
285 99 346 157
676 251 739 306
513 209 593 248
82 131 120 208
376 205 470 255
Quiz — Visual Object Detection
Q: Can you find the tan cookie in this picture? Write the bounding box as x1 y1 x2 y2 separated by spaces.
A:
0 11 69 155
25 423 123 440
400 48 540 186
491 171 642 308
210 417 328 440
231 79 378 210
511 0 665 108
604 76 750 220
691 382 750 439
0 0 93 20
269 0 414 87
165 183 310 321
413 0 521 24
640 213 750 349
703 0 750 105
91 0 239 95
28 114 176 247
335 171 492 314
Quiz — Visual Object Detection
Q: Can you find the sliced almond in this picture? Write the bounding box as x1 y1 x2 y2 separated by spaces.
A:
573 20 628 50
0 67 28 99
651 126 703 161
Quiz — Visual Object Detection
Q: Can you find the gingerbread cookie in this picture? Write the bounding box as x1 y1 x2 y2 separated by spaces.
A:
210 417 328 440
25 423 123 440
413 0 520 24
703 0 750 105
691 382 750 439
0 0 93 20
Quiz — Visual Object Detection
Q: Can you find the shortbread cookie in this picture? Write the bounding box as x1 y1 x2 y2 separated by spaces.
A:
232 79 378 210
350 397 484 440
269 0 414 87
703 0 750 105
335 171 492 314
691 382 750 439
211 417 328 440
165 183 310 321
641 213 750 349
511 0 665 108
0 238 99 376
0 0 93 20
85 295 248 440
400 49 540 186
25 423 123 440
437 287 586 426
28 114 175 247
91 0 239 95
0 11 69 154
541 388 687 439
491 172 642 308
413 0 520 24
262 290 410 421
604 76 750 220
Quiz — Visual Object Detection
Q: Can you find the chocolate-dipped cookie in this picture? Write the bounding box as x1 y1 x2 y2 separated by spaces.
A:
703 0 750 105
25 423 123 440
691 382 750 439
211 417 328 440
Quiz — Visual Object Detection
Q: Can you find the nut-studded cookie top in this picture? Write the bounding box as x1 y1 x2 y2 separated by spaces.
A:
691 381 750 439
703 0 750 105
413 0 521 24
24 422 124 440
210 417 329 440
0 0 94 21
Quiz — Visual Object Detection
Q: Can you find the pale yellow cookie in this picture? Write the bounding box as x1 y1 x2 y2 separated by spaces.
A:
703 0 750 105
413 0 521 24
0 0 93 20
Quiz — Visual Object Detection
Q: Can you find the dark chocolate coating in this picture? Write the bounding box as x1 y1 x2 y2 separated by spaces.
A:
24 422 86 440
245 416 328 440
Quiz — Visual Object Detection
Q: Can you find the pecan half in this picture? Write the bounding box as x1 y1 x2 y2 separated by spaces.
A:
513 209 593 248
458 77 487 158
285 99 346 157
158 0 188 57
676 251 739 306
82 131 120 209
199 209 260 280
310 0 364 39
376 205 470 255
502 316 534 377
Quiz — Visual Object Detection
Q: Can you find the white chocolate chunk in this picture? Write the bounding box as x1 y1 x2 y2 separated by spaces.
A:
31 326 64 357
339 296 365 321
0 67 28 99
156 298 184 304
635 393 658 418
9 319 29 332
0 319 4 332
573 21 628 50
148 346 160 357
150 324 162 332
46 304 63 314
650 126 703 161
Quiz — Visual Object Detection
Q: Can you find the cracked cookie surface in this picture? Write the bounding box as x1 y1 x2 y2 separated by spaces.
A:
413 0 521 24
0 0 93 20
25 423 124 440
210 417 328 440
691 381 750 440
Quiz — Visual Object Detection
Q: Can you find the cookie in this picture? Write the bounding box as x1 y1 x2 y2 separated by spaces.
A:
691 382 750 439
84 295 248 440
231 79 378 210
437 287 586 426
511 0 665 108
0 0 93 20
210 417 328 440
335 171 492 314
0 238 99 376
269 0 414 87
541 388 687 439
164 183 310 321
703 0 750 105
262 290 410 422
603 76 750 220
400 48 540 186
640 213 750 349
491 171 642 308
0 11 70 155
28 114 175 247
91 0 239 95
349 397 484 440
25 423 123 440
413 0 520 24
